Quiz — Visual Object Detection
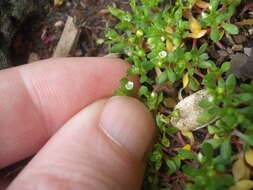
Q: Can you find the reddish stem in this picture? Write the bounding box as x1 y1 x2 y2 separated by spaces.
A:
215 42 225 49
218 4 226 12
240 3 253 16
192 39 197 49
177 132 186 146
245 3 253 9
195 69 205 78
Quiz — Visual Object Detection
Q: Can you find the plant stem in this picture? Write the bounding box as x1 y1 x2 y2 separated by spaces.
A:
215 42 225 49
195 69 205 78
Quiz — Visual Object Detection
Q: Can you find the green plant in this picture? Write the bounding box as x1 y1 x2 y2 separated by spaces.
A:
103 0 253 189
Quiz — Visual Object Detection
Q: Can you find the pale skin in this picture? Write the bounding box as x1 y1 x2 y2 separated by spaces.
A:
0 57 156 190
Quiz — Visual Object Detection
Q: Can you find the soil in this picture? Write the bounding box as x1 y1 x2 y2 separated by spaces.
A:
10 0 130 66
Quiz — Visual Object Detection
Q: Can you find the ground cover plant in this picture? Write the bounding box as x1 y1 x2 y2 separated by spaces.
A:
103 0 253 189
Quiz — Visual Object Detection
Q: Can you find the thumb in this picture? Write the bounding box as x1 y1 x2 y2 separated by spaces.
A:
8 96 156 190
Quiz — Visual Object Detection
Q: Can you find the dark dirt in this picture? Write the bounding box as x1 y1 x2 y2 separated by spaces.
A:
9 0 130 67
0 0 49 69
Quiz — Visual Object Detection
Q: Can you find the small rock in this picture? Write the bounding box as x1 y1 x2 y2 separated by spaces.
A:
217 50 229 64
228 53 249 80
244 47 252 57
54 20 64 28
232 44 244 52
170 90 211 132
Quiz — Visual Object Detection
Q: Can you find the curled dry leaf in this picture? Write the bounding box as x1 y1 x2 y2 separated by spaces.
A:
229 180 253 190
171 90 211 131
232 156 250 182
188 15 207 39
245 149 253 167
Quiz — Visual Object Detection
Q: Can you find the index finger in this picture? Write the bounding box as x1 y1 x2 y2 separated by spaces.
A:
0 57 137 168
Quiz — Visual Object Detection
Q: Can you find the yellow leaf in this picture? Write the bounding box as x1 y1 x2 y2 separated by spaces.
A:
183 73 189 88
165 26 174 33
54 0 64 7
164 97 177 108
195 0 210 9
188 30 207 39
166 39 174 52
182 131 195 145
188 15 207 39
189 15 201 33
245 149 253 167
229 180 253 190
232 157 251 182
183 144 191 151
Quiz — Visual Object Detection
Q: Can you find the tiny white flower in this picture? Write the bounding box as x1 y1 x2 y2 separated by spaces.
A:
208 5 213 10
125 81 134 90
159 51 167 58
198 153 203 162
161 36 165 41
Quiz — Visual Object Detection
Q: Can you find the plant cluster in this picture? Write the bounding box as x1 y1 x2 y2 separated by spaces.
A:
102 0 253 189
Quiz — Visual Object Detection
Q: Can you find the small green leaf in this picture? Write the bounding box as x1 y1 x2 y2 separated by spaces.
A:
156 72 168 84
204 138 223 149
235 131 253 146
226 74 236 93
110 43 126 53
167 70 177 83
198 98 213 108
210 0 219 10
202 143 213 162
220 138 232 160
199 43 208 53
189 77 199 91
211 26 220 42
234 93 253 102
166 160 177 173
220 62 231 73
182 165 200 177
222 23 239 35
178 149 197 160
197 111 214 124
198 61 215 69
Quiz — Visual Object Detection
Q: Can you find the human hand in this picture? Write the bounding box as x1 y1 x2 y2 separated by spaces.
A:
0 58 155 190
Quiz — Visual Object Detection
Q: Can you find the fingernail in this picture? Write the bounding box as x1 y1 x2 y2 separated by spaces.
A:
99 96 155 161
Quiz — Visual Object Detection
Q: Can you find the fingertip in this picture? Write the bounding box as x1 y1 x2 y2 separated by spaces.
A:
100 96 156 161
